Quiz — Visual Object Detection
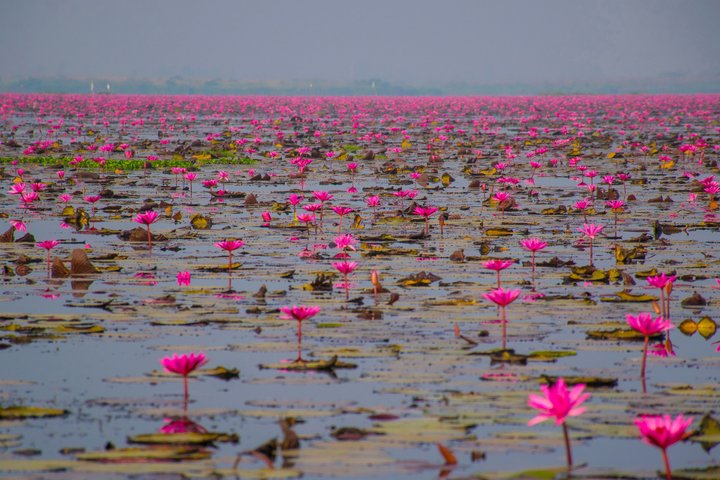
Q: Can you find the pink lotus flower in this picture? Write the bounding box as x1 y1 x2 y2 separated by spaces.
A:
280 305 320 362
605 199 623 211
483 287 521 308
261 211 272 226
578 223 604 239
333 260 358 276
134 210 159 248
280 305 320 322
528 378 590 427
333 233 357 256
627 312 674 379
177 271 191 286
646 273 676 290
8 183 26 195
160 352 208 377
483 259 514 287
160 352 208 406
528 378 590 467
483 287 521 350
214 239 244 271
333 260 358 300
21 191 39 206
626 312 674 337
303 203 322 213
634 414 693 480
578 223 604 266
520 238 547 289
134 210 158 226
414 205 438 236
313 191 333 203
10 219 26 233
36 240 60 274
331 206 354 233
366 195 380 218
297 213 315 225
520 238 547 252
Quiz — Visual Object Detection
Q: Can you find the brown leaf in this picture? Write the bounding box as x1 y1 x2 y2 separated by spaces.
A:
51 258 71 278
436 442 458 465
0 226 14 243
70 249 99 275
279 418 300 450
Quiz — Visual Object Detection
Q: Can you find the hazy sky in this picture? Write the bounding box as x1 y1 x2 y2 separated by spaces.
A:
1 0 719 86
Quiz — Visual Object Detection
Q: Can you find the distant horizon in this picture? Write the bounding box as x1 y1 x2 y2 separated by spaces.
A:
2 73 719 96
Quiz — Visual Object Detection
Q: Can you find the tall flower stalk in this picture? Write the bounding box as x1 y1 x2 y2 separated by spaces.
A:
634 414 693 480
133 211 159 249
528 378 590 469
280 305 320 363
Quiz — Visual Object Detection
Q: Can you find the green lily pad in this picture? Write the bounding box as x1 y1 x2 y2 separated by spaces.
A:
600 290 658 302
586 328 648 341
528 350 577 362
539 375 618 388
128 432 239 446
0 406 69 419
259 356 357 371
76 446 211 463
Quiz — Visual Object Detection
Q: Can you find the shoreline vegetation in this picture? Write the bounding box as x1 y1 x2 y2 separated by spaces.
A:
1 75 719 96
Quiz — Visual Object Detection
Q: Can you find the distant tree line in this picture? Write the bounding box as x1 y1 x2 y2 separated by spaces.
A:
0 76 717 95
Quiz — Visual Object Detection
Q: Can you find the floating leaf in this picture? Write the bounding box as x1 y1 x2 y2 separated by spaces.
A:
398 271 441 287
539 375 618 388
259 356 357 371
486 228 513 236
490 349 528 365
128 432 239 446
600 290 657 302
0 406 69 419
190 213 212 230
76 446 211 463
527 350 577 362
697 317 717 340
690 413 720 452
681 292 708 308
586 328 647 341
201 366 240 380
678 319 698 336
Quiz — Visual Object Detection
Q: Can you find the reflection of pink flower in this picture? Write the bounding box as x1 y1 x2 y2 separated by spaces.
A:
160 417 207 434
177 271 191 286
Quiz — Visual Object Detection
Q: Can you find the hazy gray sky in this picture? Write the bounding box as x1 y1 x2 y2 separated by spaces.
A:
1 0 718 86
